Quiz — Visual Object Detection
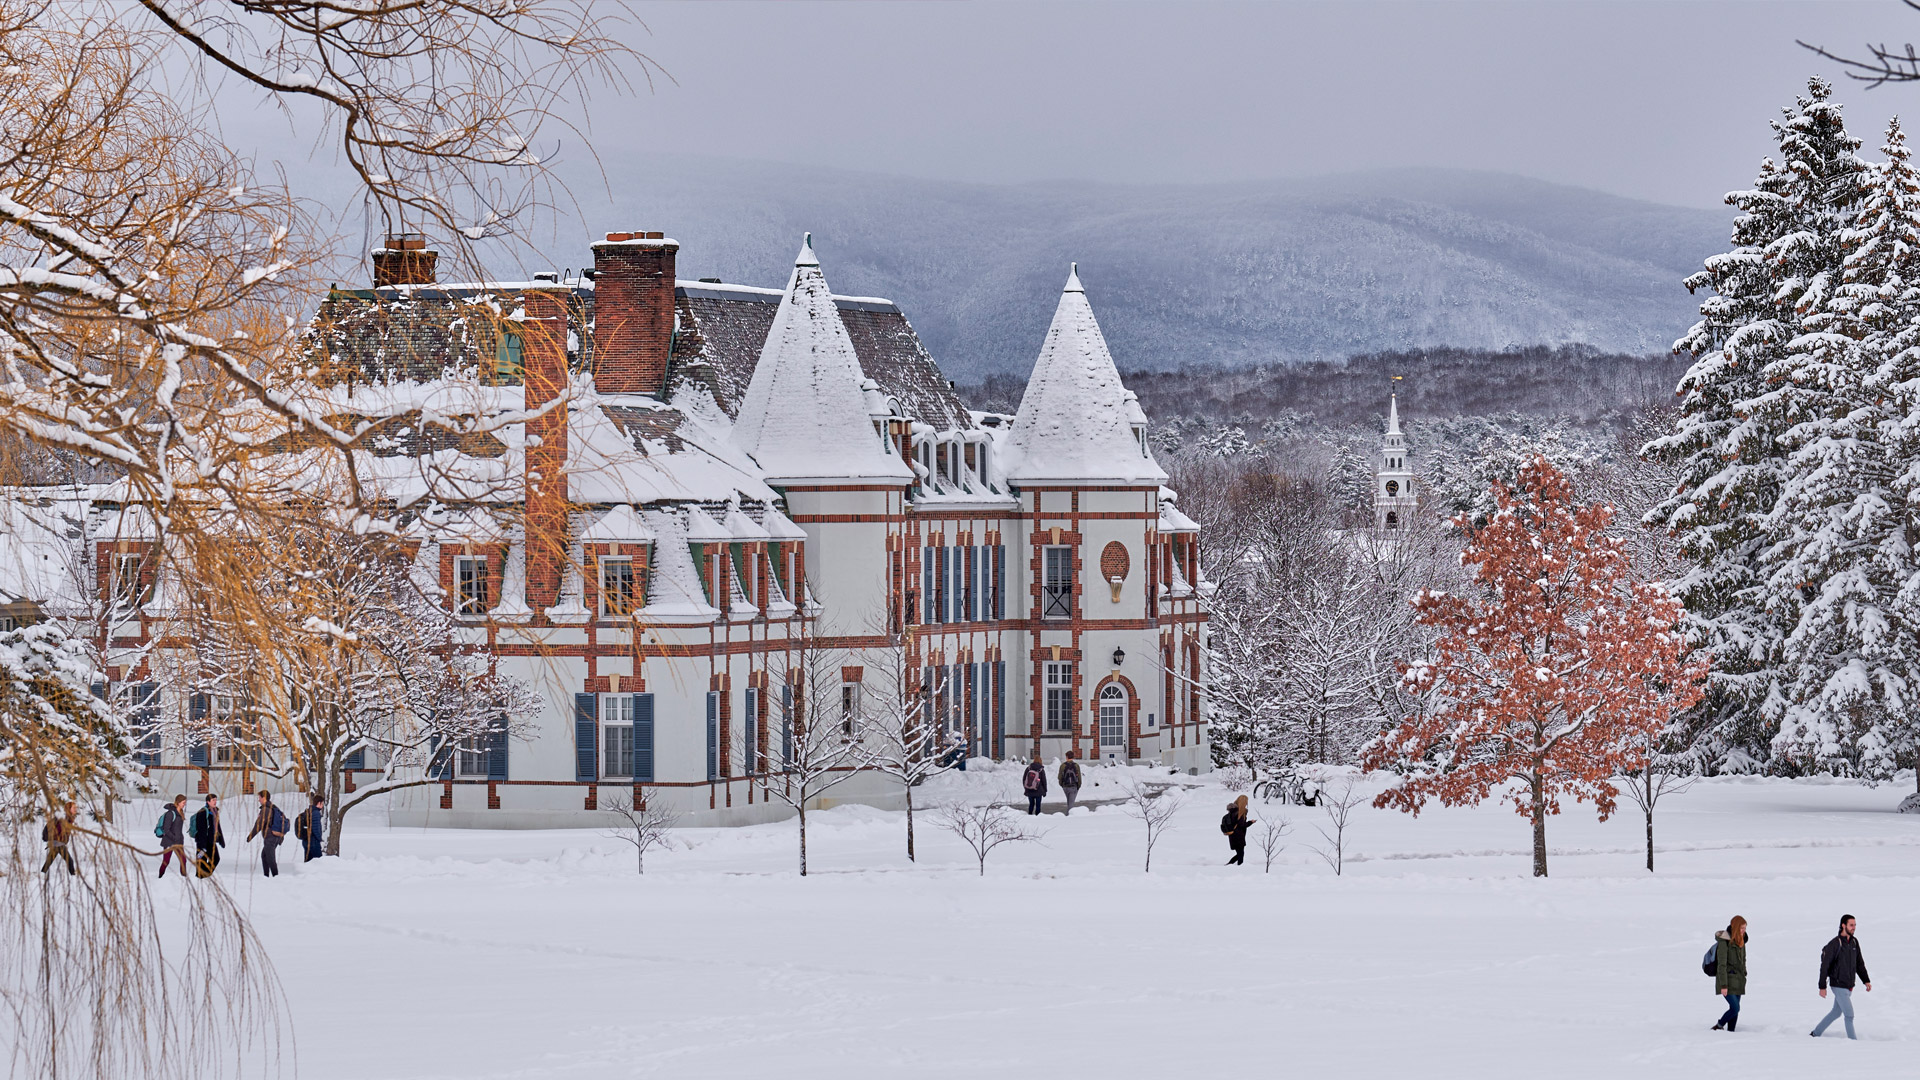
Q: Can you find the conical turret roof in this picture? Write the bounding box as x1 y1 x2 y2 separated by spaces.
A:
1001 265 1166 484
731 235 912 484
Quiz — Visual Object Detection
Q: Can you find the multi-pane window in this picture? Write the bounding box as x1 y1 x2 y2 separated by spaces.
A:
458 740 491 778
110 552 148 608
1098 683 1127 751
602 693 635 777
1043 662 1074 732
210 695 248 764
454 556 490 615
600 557 636 618
840 682 861 737
1041 546 1074 619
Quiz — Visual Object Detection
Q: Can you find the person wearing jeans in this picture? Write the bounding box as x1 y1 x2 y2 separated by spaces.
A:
1812 913 1872 1039
1713 916 1748 1031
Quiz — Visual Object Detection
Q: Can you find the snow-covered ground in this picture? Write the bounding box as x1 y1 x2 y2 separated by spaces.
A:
147 765 1920 1079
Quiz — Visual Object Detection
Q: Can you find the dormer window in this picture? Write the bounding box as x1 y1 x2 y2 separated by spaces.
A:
1134 425 1148 455
454 555 490 615
110 552 149 608
600 557 636 618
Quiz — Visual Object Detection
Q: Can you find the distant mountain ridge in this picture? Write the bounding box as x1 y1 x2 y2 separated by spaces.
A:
543 158 1730 379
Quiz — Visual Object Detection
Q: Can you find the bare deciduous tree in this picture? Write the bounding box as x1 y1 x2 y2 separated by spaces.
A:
600 787 681 875
1119 779 1183 873
937 800 1040 876
863 637 953 862
1312 775 1366 877
761 627 878 877
1256 815 1291 873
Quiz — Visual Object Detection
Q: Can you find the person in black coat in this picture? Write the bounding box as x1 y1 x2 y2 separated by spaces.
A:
157 794 189 878
190 794 225 878
246 791 288 878
1811 914 1872 1039
1221 794 1253 865
1021 756 1047 815
294 792 327 862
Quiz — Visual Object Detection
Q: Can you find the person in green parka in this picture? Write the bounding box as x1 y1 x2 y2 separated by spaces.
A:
1713 915 1749 1031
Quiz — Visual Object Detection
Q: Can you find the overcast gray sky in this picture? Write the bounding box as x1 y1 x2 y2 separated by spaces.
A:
484 0 1901 208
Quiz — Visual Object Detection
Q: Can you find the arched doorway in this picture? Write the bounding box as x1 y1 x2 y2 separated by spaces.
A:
1098 683 1128 761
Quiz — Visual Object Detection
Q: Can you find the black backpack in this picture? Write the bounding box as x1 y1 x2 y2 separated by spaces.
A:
1220 809 1237 835
1701 942 1717 976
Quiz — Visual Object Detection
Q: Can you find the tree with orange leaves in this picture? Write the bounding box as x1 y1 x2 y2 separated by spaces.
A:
1363 456 1706 877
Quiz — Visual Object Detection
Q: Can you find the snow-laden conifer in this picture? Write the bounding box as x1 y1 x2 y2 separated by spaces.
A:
1647 77 1869 769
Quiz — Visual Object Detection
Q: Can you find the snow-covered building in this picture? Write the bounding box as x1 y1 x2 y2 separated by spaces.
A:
1374 389 1417 532
58 230 1210 825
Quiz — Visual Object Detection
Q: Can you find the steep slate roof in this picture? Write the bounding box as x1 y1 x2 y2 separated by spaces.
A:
671 283 970 430
305 285 592 386
729 237 914 484
1001 266 1167 485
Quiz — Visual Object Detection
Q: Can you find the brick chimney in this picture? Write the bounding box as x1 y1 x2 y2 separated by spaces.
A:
590 231 677 396
372 233 437 287
520 288 571 612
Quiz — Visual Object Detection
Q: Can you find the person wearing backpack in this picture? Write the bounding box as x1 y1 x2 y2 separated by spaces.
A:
156 794 189 878
294 792 327 862
246 791 289 878
1057 752 1083 815
1711 915 1748 1031
1811 914 1872 1039
39 800 78 875
190 793 225 878
1021 756 1047 815
1221 794 1253 865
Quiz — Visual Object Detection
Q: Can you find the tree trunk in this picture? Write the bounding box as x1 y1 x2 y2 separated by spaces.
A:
324 763 344 856
904 783 916 862
1530 770 1549 878
797 801 808 877
1644 772 1655 873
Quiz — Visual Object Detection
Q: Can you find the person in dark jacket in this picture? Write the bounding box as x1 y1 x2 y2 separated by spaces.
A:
1058 752 1083 815
40 800 77 874
1222 794 1253 865
246 791 288 878
190 794 225 878
1713 915 1748 1031
1021 756 1047 815
1811 914 1872 1039
294 792 326 862
157 794 189 878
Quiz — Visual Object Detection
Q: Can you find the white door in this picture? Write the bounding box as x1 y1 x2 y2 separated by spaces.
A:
1098 684 1128 761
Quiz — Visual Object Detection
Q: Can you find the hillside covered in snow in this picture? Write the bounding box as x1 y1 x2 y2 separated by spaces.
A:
550 157 1727 378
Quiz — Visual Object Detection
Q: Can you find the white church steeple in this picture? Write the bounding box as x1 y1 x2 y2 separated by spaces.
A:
1374 382 1416 531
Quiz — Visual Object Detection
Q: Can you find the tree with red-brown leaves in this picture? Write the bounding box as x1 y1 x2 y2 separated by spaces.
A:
1363 456 1706 877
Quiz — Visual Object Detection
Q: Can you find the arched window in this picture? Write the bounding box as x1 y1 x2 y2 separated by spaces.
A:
1098 683 1127 757
1385 511 1399 529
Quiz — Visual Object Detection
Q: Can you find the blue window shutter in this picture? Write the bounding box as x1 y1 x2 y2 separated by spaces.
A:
187 693 209 767
994 545 1005 619
997 660 1009 760
743 687 759 774
634 693 655 783
706 691 719 782
922 546 934 626
486 714 508 781
781 683 793 767
573 693 597 782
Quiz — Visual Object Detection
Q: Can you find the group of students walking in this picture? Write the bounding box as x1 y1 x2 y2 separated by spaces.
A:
1708 913 1874 1039
1020 752 1084 814
41 790 330 880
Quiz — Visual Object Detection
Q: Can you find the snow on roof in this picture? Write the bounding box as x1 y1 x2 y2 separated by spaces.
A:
728 237 913 485
723 503 770 541
760 505 808 540
91 505 160 541
567 395 776 506
1000 266 1167 486
1159 504 1201 533
579 504 656 543
638 510 720 623
684 506 731 543
0 493 86 607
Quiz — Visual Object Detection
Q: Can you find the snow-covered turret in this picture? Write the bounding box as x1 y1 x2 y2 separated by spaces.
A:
730 235 913 485
1000 265 1166 485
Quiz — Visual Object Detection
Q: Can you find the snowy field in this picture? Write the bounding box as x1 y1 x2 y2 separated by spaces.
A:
142 766 1920 1079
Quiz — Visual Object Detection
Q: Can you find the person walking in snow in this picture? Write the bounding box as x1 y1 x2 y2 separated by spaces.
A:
1057 751 1083 815
1712 915 1748 1031
1221 794 1253 865
157 794 189 878
1811 914 1872 1039
943 729 968 771
40 800 77 875
1021 755 1047 815
246 791 288 878
294 792 326 861
190 793 225 878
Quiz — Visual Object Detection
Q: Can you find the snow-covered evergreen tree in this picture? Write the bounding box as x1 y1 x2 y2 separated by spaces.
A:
1324 443 1373 513
1647 77 1870 771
